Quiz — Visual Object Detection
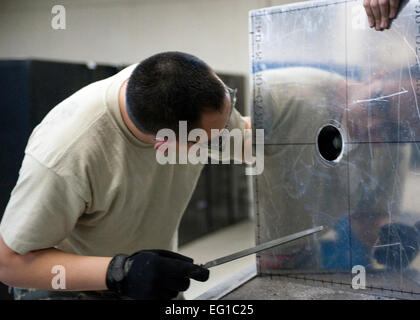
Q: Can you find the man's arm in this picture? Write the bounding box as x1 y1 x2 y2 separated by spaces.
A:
0 154 209 299
0 153 109 291
0 237 209 300
0 236 110 291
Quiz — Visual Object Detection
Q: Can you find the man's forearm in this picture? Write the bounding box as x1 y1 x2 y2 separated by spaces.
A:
0 243 111 291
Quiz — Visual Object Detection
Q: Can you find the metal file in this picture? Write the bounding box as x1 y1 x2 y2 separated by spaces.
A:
202 226 324 269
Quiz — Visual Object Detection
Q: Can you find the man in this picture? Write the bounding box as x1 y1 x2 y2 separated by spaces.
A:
0 52 250 300
0 0 404 300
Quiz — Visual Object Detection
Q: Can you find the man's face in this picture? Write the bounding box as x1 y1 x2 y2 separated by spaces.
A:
191 88 232 148
154 84 233 155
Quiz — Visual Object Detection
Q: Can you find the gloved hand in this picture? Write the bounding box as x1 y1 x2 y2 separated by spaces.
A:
374 222 420 270
106 249 209 300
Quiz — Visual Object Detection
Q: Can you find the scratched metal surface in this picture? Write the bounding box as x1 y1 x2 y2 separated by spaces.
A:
250 0 420 297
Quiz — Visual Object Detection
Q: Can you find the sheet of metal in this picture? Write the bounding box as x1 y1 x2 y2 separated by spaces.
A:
250 0 420 297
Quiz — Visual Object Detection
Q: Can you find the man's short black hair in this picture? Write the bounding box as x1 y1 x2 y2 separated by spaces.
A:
126 51 226 134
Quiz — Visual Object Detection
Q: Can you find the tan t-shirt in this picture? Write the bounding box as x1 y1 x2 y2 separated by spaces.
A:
0 64 246 257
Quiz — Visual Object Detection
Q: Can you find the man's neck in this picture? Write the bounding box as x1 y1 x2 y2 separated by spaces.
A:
118 80 155 145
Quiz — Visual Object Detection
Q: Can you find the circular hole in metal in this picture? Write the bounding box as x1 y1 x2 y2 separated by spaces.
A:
317 125 343 162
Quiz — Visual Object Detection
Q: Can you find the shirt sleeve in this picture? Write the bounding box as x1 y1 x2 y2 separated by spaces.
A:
0 154 86 255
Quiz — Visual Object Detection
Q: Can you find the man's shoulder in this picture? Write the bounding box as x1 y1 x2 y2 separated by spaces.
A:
25 63 138 172
25 77 114 170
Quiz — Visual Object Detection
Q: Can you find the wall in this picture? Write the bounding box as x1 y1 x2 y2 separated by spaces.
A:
0 0 304 114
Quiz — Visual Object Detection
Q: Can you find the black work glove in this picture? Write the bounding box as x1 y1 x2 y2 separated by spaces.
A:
106 249 209 300
374 222 420 270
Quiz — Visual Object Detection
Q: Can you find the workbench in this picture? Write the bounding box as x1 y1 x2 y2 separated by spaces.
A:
196 265 420 300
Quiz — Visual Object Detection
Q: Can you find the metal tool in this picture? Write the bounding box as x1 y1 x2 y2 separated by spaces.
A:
201 225 324 269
